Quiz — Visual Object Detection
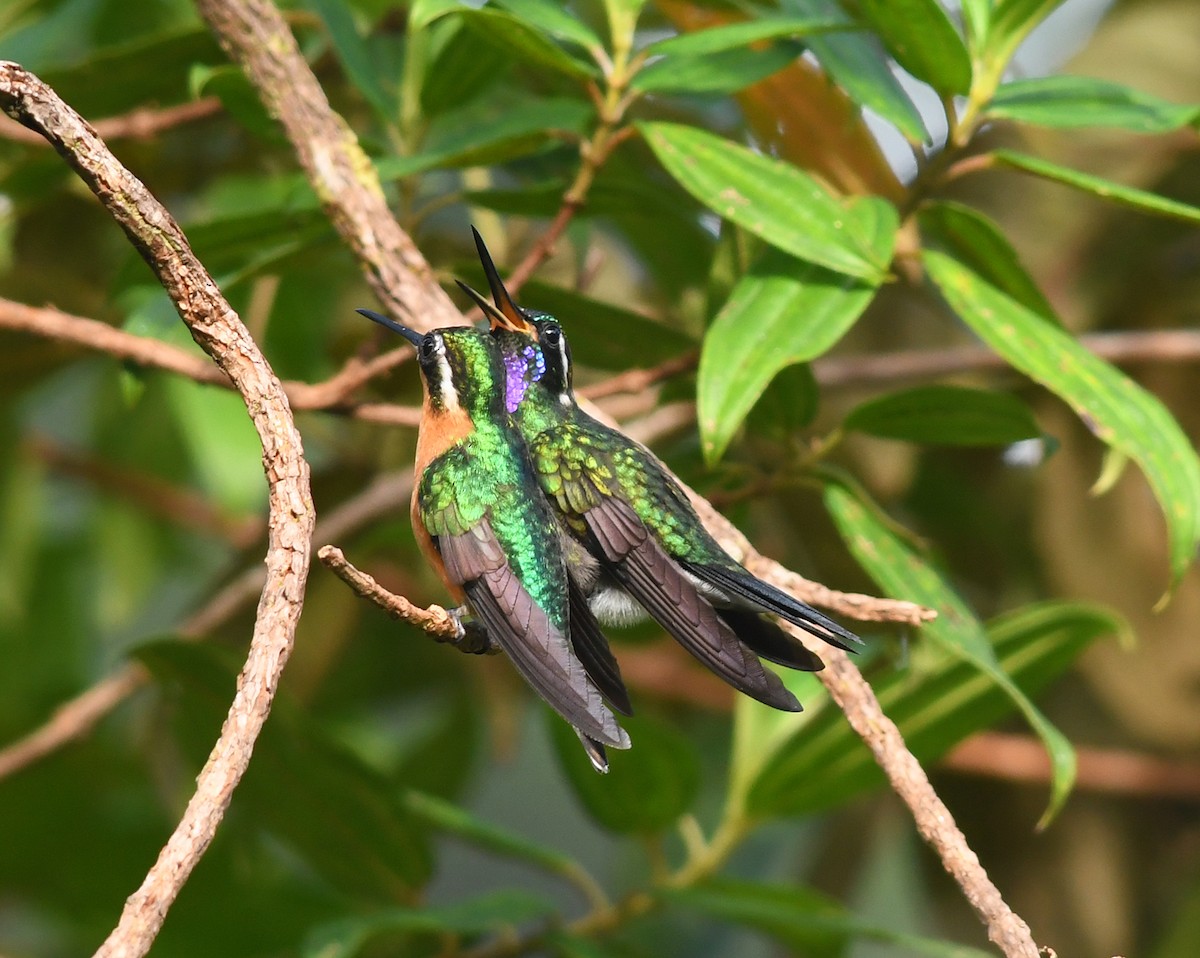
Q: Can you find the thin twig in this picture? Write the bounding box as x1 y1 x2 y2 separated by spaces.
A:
944 731 1200 801
0 61 315 958
0 97 222 146
193 0 461 332
317 545 460 641
0 298 421 420
578 351 699 401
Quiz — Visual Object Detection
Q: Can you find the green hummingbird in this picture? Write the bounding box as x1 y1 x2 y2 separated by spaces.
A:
356 309 631 769
458 229 862 711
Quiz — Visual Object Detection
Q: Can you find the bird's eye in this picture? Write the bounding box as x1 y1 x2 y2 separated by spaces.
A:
540 323 561 346
419 336 439 363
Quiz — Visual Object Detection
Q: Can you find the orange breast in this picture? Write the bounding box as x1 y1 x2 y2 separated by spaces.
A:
410 394 475 605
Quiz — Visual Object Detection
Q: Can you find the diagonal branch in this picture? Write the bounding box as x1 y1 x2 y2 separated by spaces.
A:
0 61 314 958
192 0 461 332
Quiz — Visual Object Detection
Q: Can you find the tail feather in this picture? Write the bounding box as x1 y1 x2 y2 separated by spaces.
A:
717 608 825 672
568 577 634 716
683 561 862 652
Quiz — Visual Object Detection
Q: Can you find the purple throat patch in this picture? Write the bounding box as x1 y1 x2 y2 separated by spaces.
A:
503 344 546 413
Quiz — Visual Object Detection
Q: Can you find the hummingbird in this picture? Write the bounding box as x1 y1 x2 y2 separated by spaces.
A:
356 309 631 770
457 229 863 711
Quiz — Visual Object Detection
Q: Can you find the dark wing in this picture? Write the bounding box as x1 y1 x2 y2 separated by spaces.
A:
439 520 629 749
568 576 633 715
716 608 824 672
583 497 801 712
682 560 863 653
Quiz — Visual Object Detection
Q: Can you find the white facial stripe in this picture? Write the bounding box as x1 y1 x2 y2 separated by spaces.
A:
557 334 571 400
432 334 459 412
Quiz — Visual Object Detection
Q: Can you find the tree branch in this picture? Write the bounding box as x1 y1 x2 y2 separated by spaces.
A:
0 61 314 958
193 0 461 332
0 96 222 146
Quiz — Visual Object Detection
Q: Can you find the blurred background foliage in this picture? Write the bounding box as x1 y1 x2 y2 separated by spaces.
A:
1 0 1199 956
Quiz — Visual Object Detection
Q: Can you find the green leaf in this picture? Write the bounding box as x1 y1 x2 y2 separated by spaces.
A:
548 713 700 834
748 596 1118 820
782 0 928 142
821 480 1078 824
376 97 592 177
632 42 802 95
420 18 512 116
307 0 396 124
410 0 462 31
642 15 844 57
495 0 604 53
669 878 995 958
987 76 1200 133
845 385 1042 446
856 0 972 96
303 891 557 958
697 249 878 463
455 7 599 80
925 249 1200 589
992 149 1200 225
991 0 1069 55
641 122 896 281
515 281 697 371
401 789 580 878
917 200 1055 320
136 642 432 901
746 362 821 440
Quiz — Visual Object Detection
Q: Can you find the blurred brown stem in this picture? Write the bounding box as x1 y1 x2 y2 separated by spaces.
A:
0 96 221 146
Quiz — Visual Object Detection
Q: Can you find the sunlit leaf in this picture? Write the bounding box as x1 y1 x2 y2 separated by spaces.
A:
822 480 1078 824
845 385 1042 446
917 201 1055 320
782 0 927 142
632 42 802 95
856 0 972 96
748 596 1118 820
992 149 1200 225
641 122 896 280
697 249 877 463
455 7 599 79
926 250 1200 589
642 14 844 56
988 76 1200 132
495 0 604 52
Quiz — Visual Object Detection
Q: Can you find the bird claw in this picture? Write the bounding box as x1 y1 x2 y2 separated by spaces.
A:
447 606 499 655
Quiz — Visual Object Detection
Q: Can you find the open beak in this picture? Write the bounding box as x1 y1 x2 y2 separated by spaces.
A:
456 280 517 331
356 308 424 348
470 226 535 334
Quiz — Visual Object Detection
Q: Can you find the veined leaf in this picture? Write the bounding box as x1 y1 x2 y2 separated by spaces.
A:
993 149 1200 225
642 15 844 56
926 249 1200 589
455 7 599 79
845 385 1042 446
632 42 802 95
641 121 896 281
988 76 1200 133
822 480 1078 824
669 879 995 958
918 201 1055 320
698 249 877 463
782 0 928 143
375 97 592 178
495 0 604 52
856 0 972 96
747 598 1118 819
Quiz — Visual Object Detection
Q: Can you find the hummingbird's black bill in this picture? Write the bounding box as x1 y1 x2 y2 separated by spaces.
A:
356 307 424 348
469 227 535 334
456 280 523 332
